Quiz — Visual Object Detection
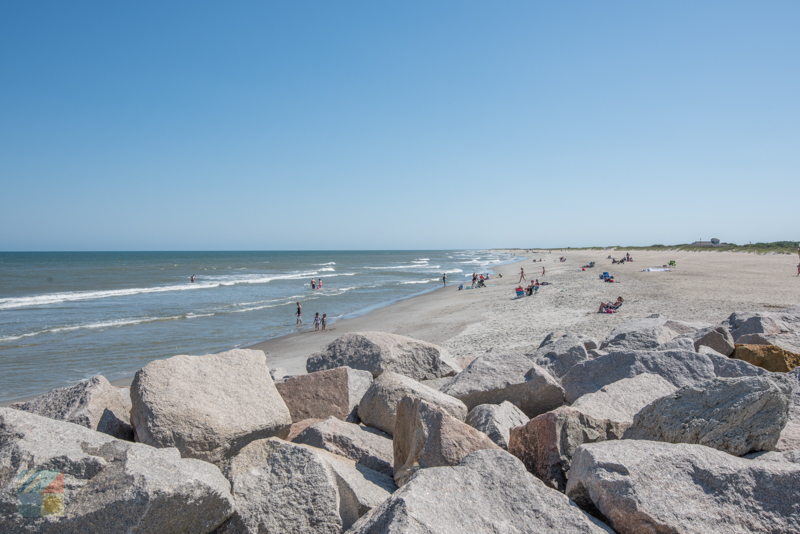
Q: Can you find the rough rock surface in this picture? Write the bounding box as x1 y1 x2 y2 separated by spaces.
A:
440 352 564 417
217 437 395 534
0 408 234 534
570 373 677 424
130 349 292 466
275 366 372 423
561 348 767 404
732 343 800 372
657 336 697 351
393 397 500 487
531 332 591 378
776 367 800 452
12 375 133 440
625 376 792 456
285 418 325 441
464 401 529 449
508 406 624 491
348 449 614 533
293 416 394 477
600 316 709 351
419 377 452 391
306 332 460 380
566 440 800 534
357 371 467 436
738 332 800 354
693 325 735 356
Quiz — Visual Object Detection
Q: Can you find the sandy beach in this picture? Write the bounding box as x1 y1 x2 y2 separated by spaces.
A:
4 248 797 406
246 248 800 375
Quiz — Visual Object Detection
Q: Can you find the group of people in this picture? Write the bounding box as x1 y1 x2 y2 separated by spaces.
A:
471 272 490 288
295 302 327 331
524 279 540 296
310 278 323 290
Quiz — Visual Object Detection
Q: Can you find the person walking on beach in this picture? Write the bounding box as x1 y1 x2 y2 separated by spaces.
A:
542 266 546 277
519 268 526 283
472 273 477 288
321 313 327 331
314 312 321 331
443 273 447 286
296 302 302 325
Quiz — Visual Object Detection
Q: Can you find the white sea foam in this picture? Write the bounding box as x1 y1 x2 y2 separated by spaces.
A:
318 267 336 272
0 314 202 343
316 262 336 265
0 271 318 310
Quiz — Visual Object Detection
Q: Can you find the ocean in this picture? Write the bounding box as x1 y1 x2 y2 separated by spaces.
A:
0 250 512 401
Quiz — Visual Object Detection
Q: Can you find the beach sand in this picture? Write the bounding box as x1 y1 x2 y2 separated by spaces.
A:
4 248 798 406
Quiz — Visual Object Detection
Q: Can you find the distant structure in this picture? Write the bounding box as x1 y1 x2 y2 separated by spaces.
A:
692 238 723 247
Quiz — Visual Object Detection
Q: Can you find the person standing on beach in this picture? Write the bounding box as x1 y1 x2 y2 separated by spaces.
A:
519 268 526 283
296 302 302 325
318 279 322 290
542 266 545 277
311 278 316 290
190 274 195 283
321 313 327 331
443 273 447 286
314 312 321 331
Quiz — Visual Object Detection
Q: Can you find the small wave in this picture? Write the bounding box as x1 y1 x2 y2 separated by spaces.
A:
316 262 336 266
400 280 431 285
0 314 198 342
318 267 336 272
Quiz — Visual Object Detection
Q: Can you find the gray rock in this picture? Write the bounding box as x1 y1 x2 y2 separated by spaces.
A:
747 448 800 464
694 325 735 356
625 376 792 456
130 348 292 467
306 331 460 381
12 375 133 440
600 317 707 351
531 332 591 378
566 440 800 534
440 352 564 417
217 437 395 534
697 344 727 358
419 377 452 391
293 416 394 477
579 335 599 351
0 408 234 534
508 374 677 491
570 373 677 424
773 367 799 452
730 314 788 340
657 336 696 351
348 449 614 533
465 401 529 449
393 397 500 487
275 366 372 423
561 348 768 404
357 372 467 436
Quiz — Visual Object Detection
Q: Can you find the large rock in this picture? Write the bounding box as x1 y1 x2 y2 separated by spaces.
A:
11 375 133 440
566 440 800 534
464 401 529 449
510 374 678 491
0 408 234 533
531 332 591 378
732 343 800 372
275 366 372 423
570 373 677 424
625 376 792 456
393 397 500 487
357 372 467 437
130 349 292 467
306 332 460 381
730 313 789 340
440 352 564 417
693 325 735 356
293 416 394 477
776 367 800 451
348 449 614 533
217 437 395 534
600 316 709 351
747 448 800 464
561 348 767 404
508 406 622 491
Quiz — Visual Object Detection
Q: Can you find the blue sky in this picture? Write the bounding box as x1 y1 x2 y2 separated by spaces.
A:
1 2 798 251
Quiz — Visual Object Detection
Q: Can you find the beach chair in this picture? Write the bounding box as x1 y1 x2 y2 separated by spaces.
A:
601 272 610 281
515 287 525 298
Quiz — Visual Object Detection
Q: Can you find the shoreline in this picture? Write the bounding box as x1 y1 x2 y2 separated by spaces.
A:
1 254 524 406
5 247 799 406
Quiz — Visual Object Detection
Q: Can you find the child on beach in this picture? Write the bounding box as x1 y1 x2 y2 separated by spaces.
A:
296 302 302 325
318 279 322 289
443 273 447 286
321 313 327 330
314 312 321 331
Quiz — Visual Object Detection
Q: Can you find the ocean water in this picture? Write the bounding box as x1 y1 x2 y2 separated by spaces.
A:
0 250 512 401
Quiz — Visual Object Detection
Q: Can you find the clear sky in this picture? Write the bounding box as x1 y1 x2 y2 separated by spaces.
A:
1 2 798 251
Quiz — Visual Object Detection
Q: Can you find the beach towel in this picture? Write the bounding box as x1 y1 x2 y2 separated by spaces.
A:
643 268 670 272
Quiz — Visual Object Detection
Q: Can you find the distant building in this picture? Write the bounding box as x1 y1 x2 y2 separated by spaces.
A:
691 238 723 247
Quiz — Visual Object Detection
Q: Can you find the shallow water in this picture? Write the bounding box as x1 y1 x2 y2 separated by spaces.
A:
0 250 510 401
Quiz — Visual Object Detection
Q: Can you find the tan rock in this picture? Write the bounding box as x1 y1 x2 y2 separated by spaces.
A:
733 343 800 372
285 418 325 441
393 397 499 487
275 366 372 423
